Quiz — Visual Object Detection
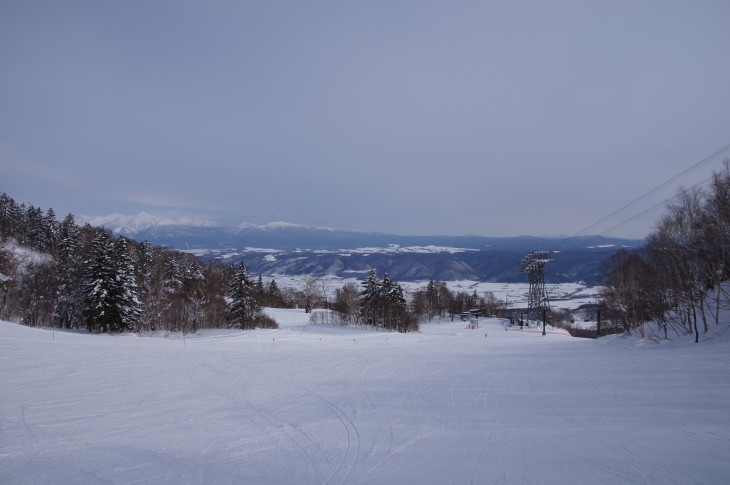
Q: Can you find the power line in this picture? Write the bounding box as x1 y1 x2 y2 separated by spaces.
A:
573 144 730 238
569 176 716 251
597 175 715 238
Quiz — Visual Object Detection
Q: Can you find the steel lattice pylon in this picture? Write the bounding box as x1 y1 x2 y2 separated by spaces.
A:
520 251 554 323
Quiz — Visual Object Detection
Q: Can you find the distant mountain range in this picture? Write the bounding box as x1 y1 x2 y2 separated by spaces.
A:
82 213 643 285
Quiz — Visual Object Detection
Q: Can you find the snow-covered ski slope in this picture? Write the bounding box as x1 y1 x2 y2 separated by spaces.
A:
2 310 729 484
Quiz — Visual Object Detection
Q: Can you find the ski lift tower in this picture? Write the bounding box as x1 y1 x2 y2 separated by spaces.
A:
520 251 554 324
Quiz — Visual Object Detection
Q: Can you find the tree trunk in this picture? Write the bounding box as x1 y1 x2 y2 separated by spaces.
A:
715 283 721 325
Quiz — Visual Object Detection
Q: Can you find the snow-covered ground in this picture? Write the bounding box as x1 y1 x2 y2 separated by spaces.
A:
2 310 729 484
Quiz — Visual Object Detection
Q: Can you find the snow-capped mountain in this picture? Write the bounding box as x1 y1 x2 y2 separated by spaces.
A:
79 212 220 235
237 221 337 232
83 213 643 284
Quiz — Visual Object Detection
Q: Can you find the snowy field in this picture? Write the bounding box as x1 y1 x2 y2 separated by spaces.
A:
2 310 729 484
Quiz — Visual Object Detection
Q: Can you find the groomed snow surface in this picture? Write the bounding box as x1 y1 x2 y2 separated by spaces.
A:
2 310 729 484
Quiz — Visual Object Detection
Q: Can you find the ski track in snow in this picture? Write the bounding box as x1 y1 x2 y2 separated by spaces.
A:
2 311 730 484
185 357 321 483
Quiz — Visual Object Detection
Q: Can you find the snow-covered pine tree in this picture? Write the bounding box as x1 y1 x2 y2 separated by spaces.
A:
380 273 408 330
360 269 381 303
388 281 409 332
113 237 141 332
82 231 140 333
393 282 407 309
359 270 413 332
43 207 59 254
226 262 260 329
0 193 16 239
57 214 79 266
159 252 207 332
135 241 154 331
83 230 119 332
25 205 44 250
12 202 27 244
360 269 382 327
54 214 82 329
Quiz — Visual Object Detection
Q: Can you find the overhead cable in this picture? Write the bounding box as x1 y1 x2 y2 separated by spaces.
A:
597 176 715 238
573 144 730 238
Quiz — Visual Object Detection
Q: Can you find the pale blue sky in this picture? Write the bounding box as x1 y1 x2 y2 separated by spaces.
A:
2 0 729 237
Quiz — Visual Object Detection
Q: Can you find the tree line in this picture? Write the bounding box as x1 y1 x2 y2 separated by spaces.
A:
317 275 504 332
600 162 730 342
409 279 503 321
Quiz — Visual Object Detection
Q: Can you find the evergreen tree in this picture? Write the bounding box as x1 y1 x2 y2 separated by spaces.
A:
57 214 79 266
43 207 59 254
82 231 139 332
267 278 282 307
226 262 260 329
113 237 141 331
388 281 410 332
255 274 265 305
360 269 381 303
358 270 413 332
25 205 44 249
360 269 382 326
0 193 19 240
14 203 28 244
83 230 119 332
381 274 409 331
54 214 82 328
